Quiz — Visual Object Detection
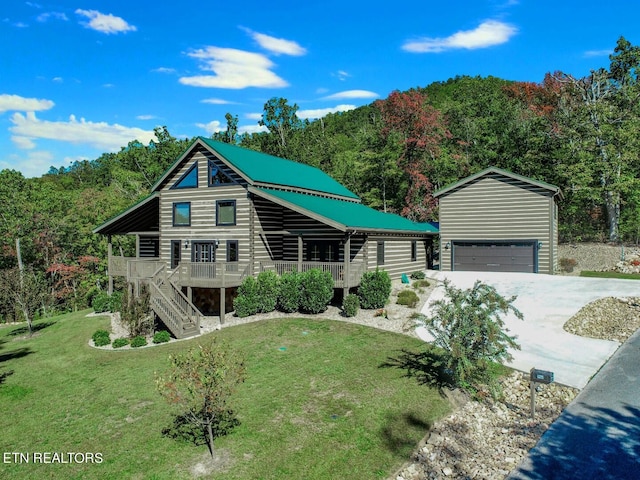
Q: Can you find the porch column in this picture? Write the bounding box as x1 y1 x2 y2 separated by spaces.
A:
220 287 226 325
298 235 303 272
343 235 351 298
135 234 140 259
107 235 113 295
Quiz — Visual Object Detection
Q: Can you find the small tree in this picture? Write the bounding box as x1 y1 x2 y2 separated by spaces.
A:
121 284 153 337
416 280 523 391
156 339 246 457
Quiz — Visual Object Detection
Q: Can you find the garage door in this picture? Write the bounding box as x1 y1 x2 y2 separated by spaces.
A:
452 241 537 273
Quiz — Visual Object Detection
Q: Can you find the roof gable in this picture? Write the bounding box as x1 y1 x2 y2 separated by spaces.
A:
433 167 563 200
152 137 359 200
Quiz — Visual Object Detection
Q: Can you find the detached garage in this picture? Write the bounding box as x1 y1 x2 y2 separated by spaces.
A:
434 167 563 274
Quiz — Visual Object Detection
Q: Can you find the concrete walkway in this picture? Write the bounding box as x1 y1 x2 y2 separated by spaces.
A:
418 271 640 389
507 328 640 479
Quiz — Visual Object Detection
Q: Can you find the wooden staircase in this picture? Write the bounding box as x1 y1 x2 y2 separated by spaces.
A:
149 265 201 339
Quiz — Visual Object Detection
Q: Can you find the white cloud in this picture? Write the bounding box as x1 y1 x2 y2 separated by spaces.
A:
37 12 68 22
402 20 517 53
0 94 54 113
180 47 288 89
11 136 36 149
584 49 611 58
332 70 351 81
75 9 136 35
136 114 157 120
238 124 268 135
201 98 235 105
0 150 55 178
245 29 306 56
10 112 155 151
195 120 223 135
245 112 263 121
298 105 356 120
322 90 379 100
152 67 176 74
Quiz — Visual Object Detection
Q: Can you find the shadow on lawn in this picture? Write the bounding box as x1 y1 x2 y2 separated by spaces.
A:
7 321 56 337
0 336 34 364
380 346 455 391
380 411 432 455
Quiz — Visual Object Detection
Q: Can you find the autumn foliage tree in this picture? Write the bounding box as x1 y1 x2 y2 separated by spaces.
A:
376 90 451 221
156 339 246 457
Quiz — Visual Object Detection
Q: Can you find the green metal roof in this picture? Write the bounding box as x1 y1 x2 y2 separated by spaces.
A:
197 137 359 199
251 187 438 235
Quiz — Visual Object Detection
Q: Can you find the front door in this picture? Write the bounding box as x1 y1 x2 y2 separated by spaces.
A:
192 241 217 262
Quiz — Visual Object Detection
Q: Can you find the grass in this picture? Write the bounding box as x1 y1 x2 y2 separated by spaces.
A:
579 270 640 280
0 311 450 480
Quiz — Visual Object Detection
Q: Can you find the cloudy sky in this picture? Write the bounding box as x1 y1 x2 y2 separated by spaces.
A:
1 0 637 177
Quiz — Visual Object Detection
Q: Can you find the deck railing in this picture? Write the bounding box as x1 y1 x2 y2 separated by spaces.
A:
177 261 250 288
258 261 365 288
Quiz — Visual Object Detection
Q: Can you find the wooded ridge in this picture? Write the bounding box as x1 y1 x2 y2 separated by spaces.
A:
1 36 638 320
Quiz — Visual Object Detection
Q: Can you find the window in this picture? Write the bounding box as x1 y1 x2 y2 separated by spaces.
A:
192 241 217 262
305 241 339 262
171 162 198 189
216 200 236 226
411 241 417 262
377 241 385 266
226 240 238 262
208 160 234 186
173 202 191 226
171 240 181 269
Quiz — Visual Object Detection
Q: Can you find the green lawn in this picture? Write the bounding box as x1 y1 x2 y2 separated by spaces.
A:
579 270 640 280
0 311 450 480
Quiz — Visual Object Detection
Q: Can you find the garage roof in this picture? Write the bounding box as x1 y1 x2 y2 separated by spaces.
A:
434 167 563 200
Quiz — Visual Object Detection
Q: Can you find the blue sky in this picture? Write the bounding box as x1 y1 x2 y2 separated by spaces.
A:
1 0 637 178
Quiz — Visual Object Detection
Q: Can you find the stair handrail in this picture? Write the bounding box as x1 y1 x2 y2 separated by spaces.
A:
149 281 186 338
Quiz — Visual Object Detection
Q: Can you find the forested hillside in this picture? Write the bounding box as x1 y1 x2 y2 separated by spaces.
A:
1 37 638 321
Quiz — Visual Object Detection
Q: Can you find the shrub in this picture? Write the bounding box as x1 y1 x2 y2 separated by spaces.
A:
412 279 431 291
153 330 171 344
299 269 334 314
358 269 391 309
342 293 360 317
233 276 259 317
256 270 280 313
559 257 578 272
112 337 129 349
414 279 523 393
92 329 111 347
397 289 419 308
121 284 153 337
92 292 111 313
130 335 148 348
410 271 426 280
108 291 123 313
277 271 302 313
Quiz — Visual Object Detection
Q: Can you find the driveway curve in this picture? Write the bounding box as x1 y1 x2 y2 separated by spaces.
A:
418 271 640 389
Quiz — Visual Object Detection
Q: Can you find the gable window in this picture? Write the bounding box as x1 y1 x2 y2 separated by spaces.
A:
377 241 385 266
171 240 181 269
216 200 236 226
173 202 191 226
171 162 198 189
192 241 216 263
208 160 234 186
226 240 238 262
411 241 417 262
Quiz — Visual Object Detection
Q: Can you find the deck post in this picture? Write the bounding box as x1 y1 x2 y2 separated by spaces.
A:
220 287 226 325
107 235 113 296
298 235 303 272
343 235 351 298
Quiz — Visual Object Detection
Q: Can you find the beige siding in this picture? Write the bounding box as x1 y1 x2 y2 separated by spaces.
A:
158 149 250 269
439 174 556 274
365 237 427 280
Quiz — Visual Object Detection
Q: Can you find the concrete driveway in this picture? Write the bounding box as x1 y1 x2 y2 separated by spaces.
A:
418 271 640 389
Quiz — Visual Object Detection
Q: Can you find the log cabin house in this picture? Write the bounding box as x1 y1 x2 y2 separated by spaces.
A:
94 137 438 338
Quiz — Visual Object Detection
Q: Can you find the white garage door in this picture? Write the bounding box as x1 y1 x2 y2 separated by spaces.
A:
452 241 537 273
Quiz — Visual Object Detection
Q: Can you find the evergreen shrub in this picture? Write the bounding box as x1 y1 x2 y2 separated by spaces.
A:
153 330 171 344
342 293 360 317
299 269 334 314
397 289 419 308
358 269 391 309
277 271 302 313
92 329 111 347
112 337 129 348
256 270 280 313
233 276 259 317
410 271 426 280
92 292 111 313
130 335 148 348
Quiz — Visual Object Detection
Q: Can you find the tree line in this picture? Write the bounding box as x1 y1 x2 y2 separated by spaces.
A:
0 36 638 322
